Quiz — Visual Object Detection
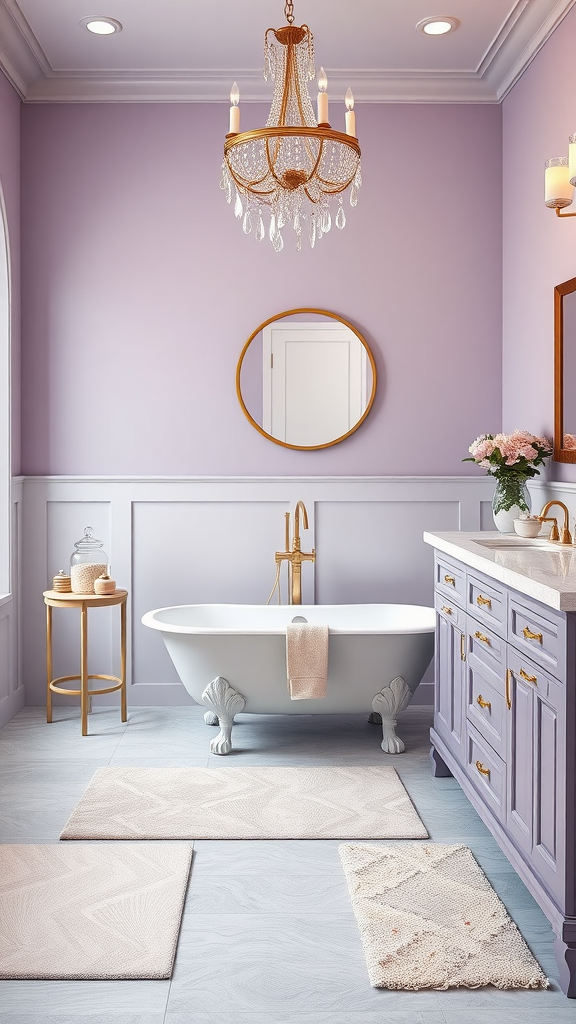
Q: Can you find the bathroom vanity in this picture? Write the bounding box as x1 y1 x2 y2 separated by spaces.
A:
423 531 576 997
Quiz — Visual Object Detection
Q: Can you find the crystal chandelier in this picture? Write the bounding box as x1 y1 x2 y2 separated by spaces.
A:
220 1 361 251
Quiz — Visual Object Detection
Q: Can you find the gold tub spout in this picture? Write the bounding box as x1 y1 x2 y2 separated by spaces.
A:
275 501 316 604
538 501 572 544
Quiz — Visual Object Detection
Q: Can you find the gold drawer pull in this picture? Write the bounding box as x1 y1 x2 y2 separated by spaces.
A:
441 605 452 615
505 668 512 710
523 626 543 644
460 632 466 662
444 575 455 586
519 668 537 685
476 594 492 609
475 760 491 778
474 630 491 645
476 694 492 710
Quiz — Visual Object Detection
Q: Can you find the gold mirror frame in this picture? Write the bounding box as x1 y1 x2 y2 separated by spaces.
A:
554 277 576 463
236 307 377 451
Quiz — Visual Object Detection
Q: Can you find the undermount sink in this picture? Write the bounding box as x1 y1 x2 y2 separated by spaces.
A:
473 537 553 550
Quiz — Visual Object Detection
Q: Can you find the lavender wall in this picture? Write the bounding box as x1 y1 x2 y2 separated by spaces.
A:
0 71 21 475
20 101 502 476
503 6 576 483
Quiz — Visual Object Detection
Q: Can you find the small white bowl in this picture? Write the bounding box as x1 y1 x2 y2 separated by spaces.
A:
513 517 542 538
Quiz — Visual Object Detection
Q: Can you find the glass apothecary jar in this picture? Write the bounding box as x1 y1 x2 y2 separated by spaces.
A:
70 526 109 594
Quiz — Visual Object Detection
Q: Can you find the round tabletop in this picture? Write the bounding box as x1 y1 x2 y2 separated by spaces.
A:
43 589 128 609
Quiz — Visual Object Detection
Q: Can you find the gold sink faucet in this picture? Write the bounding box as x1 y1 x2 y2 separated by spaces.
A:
275 500 316 604
537 501 572 544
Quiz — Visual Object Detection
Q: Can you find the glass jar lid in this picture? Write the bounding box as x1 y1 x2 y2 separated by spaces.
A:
73 526 105 552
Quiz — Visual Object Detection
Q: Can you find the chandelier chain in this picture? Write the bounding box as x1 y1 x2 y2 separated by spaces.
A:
284 2 294 25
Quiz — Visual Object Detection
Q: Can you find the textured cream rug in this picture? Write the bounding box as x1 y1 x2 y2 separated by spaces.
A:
60 766 428 840
0 843 192 979
339 843 549 991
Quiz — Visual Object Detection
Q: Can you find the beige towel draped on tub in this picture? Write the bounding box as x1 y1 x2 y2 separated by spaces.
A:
286 623 329 700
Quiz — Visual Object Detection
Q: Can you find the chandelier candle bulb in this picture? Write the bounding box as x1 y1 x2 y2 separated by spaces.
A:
317 67 328 124
229 82 240 134
345 88 355 136
544 157 573 208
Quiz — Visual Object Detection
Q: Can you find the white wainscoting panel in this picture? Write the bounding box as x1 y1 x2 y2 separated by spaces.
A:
0 478 24 728
132 500 291 688
20 476 502 711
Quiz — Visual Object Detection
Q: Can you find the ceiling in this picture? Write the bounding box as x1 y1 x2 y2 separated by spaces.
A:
0 0 573 103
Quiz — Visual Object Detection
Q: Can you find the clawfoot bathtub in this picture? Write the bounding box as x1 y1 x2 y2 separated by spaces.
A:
142 604 434 755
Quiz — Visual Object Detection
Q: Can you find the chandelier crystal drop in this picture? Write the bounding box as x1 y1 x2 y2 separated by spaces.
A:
220 1 361 251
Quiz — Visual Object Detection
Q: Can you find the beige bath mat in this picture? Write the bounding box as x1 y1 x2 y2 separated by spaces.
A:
339 842 548 991
0 843 192 979
60 765 428 840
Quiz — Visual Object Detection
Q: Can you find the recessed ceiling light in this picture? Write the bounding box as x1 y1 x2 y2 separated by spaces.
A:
416 16 460 36
80 16 122 35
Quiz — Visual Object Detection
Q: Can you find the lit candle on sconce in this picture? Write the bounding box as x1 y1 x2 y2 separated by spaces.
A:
544 157 574 209
317 67 329 125
345 88 356 137
229 82 240 134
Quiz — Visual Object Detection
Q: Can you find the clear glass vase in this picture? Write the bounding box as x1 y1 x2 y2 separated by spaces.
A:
492 475 531 533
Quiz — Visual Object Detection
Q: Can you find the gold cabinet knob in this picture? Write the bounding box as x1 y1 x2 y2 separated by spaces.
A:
523 626 543 643
475 760 491 778
441 605 452 615
476 594 492 608
444 575 455 586
474 630 491 645
519 668 538 685
476 694 492 710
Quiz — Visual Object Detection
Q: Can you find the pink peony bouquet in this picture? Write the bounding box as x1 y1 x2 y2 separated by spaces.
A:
464 430 552 479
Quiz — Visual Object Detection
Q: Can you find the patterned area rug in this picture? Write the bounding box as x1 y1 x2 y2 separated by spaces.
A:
339 843 548 991
60 766 428 840
0 844 192 979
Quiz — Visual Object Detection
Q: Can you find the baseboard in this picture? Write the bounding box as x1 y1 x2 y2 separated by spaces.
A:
0 686 25 728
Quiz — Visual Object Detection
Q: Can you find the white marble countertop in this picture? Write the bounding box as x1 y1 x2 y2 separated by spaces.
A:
423 531 576 612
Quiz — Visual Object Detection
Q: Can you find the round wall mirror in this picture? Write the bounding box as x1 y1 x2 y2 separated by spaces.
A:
236 308 377 450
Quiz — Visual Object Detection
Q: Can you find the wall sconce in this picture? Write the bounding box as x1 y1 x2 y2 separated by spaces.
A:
545 134 576 218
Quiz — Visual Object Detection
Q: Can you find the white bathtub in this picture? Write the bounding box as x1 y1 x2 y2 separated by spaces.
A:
142 603 435 755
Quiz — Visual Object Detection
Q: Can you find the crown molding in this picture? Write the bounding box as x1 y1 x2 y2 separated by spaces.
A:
481 0 576 99
0 0 574 105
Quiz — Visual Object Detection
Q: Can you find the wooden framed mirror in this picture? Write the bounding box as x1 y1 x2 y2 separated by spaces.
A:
236 308 377 450
554 277 576 463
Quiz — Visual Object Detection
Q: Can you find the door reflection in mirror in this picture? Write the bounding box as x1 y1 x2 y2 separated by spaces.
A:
236 309 377 451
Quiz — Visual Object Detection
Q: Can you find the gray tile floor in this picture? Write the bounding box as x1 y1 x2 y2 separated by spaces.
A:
0 703 572 1023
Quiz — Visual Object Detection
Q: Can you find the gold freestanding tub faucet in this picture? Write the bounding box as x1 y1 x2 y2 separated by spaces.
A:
275 501 316 604
537 500 572 544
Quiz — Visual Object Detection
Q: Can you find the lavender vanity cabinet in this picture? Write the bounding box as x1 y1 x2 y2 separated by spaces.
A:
429 549 576 997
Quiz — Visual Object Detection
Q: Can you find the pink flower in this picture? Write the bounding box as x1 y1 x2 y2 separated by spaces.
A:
564 433 576 450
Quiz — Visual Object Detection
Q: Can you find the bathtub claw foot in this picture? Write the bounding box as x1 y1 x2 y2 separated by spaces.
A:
201 676 246 755
372 676 412 754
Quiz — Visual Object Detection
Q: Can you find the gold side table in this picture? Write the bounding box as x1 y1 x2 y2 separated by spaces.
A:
44 589 128 736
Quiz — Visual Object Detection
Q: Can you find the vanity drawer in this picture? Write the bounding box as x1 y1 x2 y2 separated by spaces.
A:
435 555 466 608
435 592 466 630
508 594 566 680
467 617 506 683
465 722 506 821
466 660 506 759
467 572 507 638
